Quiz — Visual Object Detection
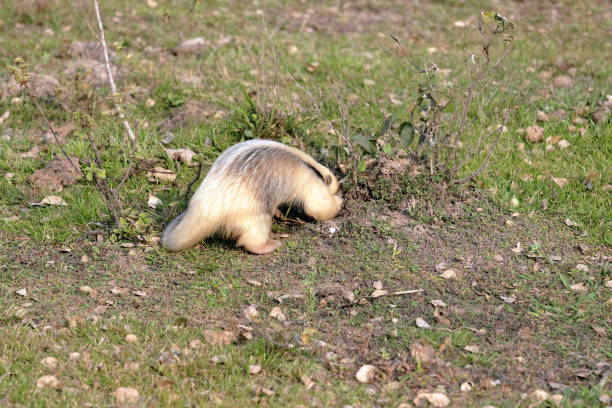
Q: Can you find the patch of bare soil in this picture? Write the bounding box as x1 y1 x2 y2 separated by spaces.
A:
1 177 609 404
28 155 82 192
157 100 215 133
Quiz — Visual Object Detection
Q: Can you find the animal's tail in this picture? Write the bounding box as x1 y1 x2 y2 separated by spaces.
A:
161 203 218 251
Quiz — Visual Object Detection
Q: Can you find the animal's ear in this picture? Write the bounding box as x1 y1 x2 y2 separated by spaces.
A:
324 175 332 185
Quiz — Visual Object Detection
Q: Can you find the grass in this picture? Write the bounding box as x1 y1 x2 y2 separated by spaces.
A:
0 0 611 406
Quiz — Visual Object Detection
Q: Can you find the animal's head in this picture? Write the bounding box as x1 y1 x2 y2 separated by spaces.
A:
323 171 340 195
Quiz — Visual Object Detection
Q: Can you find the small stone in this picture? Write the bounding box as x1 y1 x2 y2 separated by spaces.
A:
249 364 262 374
173 37 208 55
269 307 286 322
558 139 570 148
37 375 60 388
355 365 377 383
41 356 58 368
125 334 138 343
79 286 93 294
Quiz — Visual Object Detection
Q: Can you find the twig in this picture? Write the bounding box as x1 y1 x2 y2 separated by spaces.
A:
29 94 81 175
85 132 122 226
92 0 136 142
338 288 424 309
184 160 203 208
112 161 135 194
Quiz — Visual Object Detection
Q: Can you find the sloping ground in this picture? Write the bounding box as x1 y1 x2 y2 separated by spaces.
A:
1 181 609 407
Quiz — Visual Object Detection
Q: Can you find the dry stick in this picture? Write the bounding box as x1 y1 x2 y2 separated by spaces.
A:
453 109 512 184
92 0 136 142
28 92 81 175
85 132 122 226
338 288 424 309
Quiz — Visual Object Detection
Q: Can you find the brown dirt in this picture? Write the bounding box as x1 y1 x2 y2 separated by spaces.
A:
28 155 82 192
2 180 609 402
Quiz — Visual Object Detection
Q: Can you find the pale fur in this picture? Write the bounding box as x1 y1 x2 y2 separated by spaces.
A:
161 140 342 254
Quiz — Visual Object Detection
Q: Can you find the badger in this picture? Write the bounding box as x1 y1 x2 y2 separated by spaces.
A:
161 139 342 254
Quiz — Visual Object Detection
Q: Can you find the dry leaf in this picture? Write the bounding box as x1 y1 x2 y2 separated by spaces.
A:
464 345 480 353
570 282 587 293
300 376 315 389
164 147 196 166
460 382 473 392
536 110 549 122
79 286 93 294
0 110 9 124
511 197 520 207
243 305 258 320
203 330 235 346
552 177 569 188
249 364 262 375
430 299 446 308
415 317 431 328
355 365 377 383
342 289 355 302
125 334 138 343
31 195 68 207
147 195 162 209
210 355 227 364
132 290 147 297
371 289 388 298
147 167 176 182
19 145 41 159
565 218 579 227
269 306 286 322
525 125 544 143
574 263 589 272
113 387 139 404
373 280 383 290
440 269 458 279
410 342 435 363
173 37 208 55
414 392 450 407
16 288 27 297
558 139 570 148
511 241 522 254
530 389 550 402
500 295 516 304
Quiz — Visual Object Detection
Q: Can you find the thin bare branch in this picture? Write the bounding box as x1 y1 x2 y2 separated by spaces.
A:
92 0 136 142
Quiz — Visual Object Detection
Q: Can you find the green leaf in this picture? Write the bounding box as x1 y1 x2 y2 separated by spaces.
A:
357 158 367 173
380 114 395 137
351 132 375 154
94 167 106 179
398 121 415 149
480 11 497 25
